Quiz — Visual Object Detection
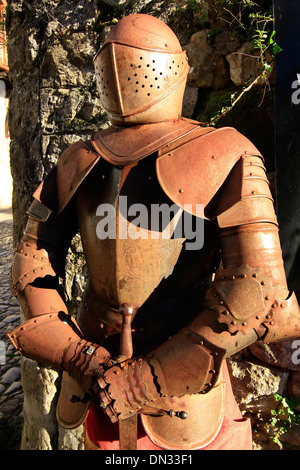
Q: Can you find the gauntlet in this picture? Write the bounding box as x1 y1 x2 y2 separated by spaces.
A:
8 311 113 398
94 328 225 422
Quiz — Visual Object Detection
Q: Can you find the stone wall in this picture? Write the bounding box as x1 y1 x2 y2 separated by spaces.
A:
0 79 11 210
6 0 300 450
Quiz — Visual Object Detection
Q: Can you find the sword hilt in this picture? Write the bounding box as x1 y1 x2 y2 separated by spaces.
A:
166 409 188 419
118 303 136 360
118 303 138 451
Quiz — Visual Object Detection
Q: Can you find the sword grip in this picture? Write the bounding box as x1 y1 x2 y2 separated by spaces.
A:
119 303 136 360
118 303 138 450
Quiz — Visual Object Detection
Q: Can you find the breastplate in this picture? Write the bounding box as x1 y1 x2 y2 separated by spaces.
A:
76 154 219 350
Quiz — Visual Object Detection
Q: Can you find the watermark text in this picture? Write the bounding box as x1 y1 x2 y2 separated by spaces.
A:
95 196 204 250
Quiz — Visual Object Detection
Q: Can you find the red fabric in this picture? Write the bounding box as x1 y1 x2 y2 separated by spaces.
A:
85 361 252 450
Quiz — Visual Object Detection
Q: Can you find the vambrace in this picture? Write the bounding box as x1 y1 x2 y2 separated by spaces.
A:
7 311 112 396
9 198 76 319
8 199 112 397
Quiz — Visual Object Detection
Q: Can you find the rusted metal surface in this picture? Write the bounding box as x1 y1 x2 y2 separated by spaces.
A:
10 240 56 295
56 372 90 430
156 126 261 219
140 369 225 450
90 118 200 166
93 14 189 124
7 12 300 451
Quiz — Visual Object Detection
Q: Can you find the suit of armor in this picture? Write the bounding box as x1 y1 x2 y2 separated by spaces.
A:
8 14 300 450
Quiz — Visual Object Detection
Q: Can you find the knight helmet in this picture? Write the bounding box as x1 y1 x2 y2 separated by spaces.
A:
94 14 189 125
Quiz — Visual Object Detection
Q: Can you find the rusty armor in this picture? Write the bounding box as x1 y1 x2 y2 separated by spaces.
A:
8 13 300 451
93 14 189 125
8 118 300 449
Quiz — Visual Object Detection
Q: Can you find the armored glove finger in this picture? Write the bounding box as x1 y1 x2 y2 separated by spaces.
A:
95 357 161 422
62 340 114 399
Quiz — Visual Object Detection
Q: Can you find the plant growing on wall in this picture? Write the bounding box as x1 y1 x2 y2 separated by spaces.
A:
263 393 300 446
208 0 282 125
